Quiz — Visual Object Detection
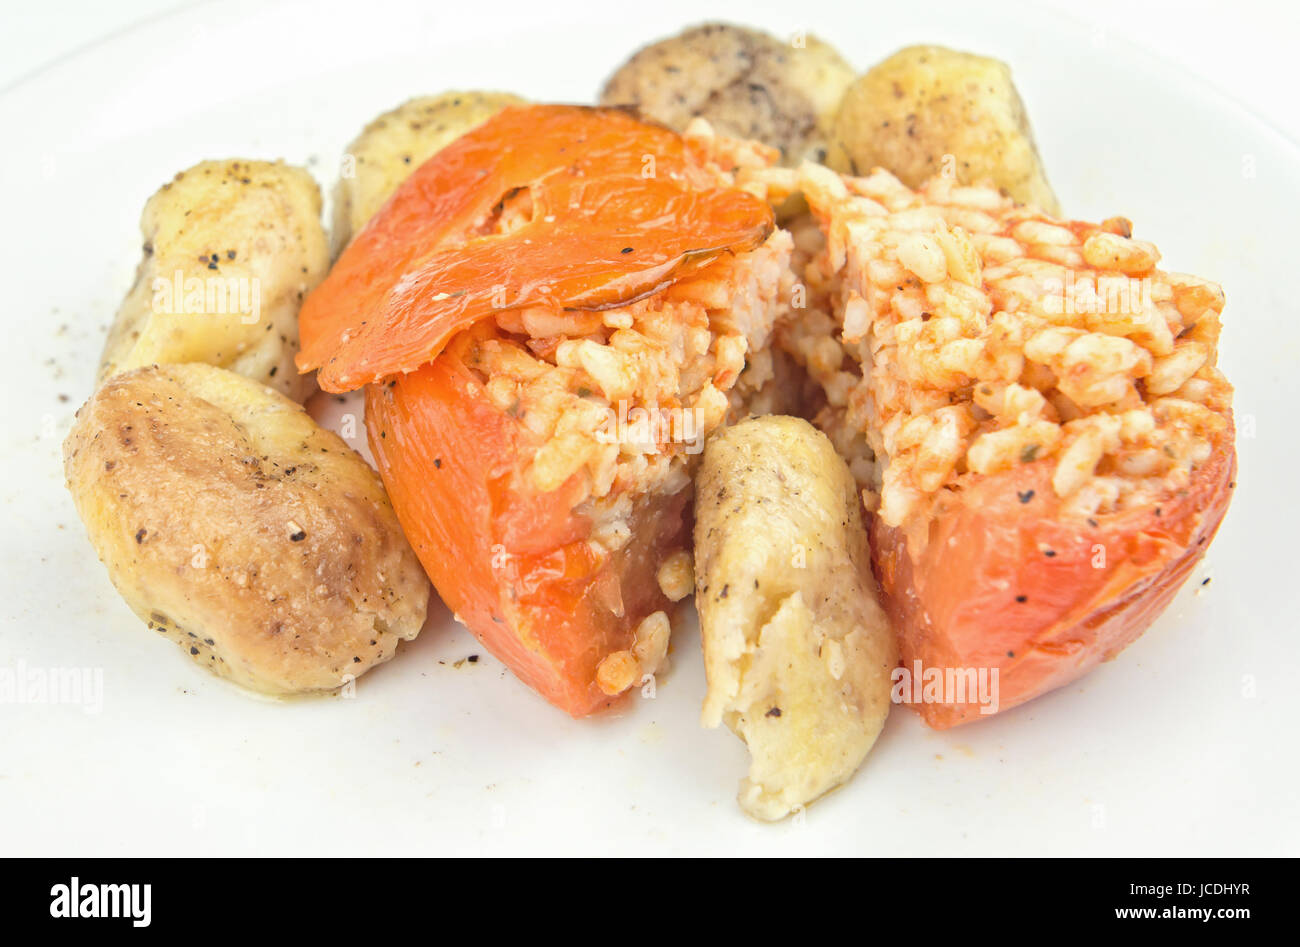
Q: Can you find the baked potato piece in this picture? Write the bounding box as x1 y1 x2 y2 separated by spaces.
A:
599 22 854 165
827 45 1060 213
331 90 525 254
99 159 329 403
694 415 896 821
63 364 429 696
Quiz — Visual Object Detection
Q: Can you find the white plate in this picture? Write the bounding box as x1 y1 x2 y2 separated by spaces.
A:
2 0 1297 856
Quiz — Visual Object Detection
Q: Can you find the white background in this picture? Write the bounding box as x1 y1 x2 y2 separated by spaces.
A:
6 0 1299 143
1 0 1296 856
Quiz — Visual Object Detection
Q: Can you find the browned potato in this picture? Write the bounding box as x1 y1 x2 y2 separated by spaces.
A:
64 364 429 696
99 160 328 403
828 45 1060 213
694 416 896 821
600 23 855 165
332 90 525 254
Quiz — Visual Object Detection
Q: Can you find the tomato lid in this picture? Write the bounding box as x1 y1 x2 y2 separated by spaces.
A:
297 104 774 392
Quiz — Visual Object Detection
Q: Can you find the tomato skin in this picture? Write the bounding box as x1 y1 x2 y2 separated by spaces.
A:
364 355 687 716
298 105 772 393
872 422 1236 728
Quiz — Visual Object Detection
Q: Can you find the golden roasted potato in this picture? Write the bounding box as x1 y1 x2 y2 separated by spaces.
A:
694 415 896 821
64 364 429 696
599 23 855 164
331 90 525 253
99 159 329 403
827 44 1060 213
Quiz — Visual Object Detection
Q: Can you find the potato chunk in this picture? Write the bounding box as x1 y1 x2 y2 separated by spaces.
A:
694 415 897 820
99 159 328 402
600 23 854 165
64 364 429 696
331 90 525 253
828 45 1060 213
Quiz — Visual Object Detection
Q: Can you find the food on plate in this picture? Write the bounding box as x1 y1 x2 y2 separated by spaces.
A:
299 104 795 715
99 160 329 403
827 45 1060 214
61 18 1241 822
747 161 1234 727
330 90 526 255
694 416 896 820
600 23 855 165
63 363 429 696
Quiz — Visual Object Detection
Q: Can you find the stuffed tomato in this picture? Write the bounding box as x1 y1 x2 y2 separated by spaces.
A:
761 163 1237 728
298 105 794 714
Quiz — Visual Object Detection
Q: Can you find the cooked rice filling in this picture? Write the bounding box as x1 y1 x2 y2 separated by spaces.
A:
455 228 793 555
436 121 1232 567
744 162 1232 534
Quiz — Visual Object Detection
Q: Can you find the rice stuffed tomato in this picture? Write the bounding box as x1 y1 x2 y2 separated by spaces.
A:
746 162 1236 727
297 105 797 716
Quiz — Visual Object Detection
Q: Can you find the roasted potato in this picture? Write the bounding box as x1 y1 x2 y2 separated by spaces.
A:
827 45 1060 213
694 415 896 821
64 364 430 696
331 90 525 254
99 159 329 403
600 23 855 165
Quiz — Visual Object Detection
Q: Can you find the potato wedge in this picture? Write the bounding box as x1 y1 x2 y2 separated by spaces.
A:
63 364 429 696
694 415 896 821
600 23 854 165
331 90 525 254
99 159 329 402
827 45 1060 213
